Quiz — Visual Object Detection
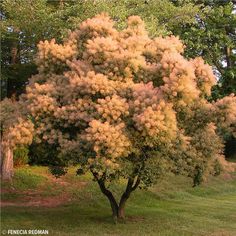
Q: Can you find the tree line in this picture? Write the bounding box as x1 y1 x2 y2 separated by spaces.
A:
1 0 235 99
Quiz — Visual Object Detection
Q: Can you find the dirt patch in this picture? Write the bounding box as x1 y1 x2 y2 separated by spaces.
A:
1 188 15 194
222 173 234 180
126 216 145 222
1 194 71 207
1 174 88 208
207 231 234 236
218 156 236 173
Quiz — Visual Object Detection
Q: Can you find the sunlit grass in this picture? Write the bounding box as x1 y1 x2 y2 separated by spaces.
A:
1 166 236 236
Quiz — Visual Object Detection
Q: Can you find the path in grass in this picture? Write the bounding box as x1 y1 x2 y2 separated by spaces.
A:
1 167 236 236
1 167 87 207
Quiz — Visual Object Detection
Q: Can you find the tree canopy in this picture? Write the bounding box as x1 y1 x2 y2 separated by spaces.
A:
1 1 235 99
14 14 236 220
0 0 201 98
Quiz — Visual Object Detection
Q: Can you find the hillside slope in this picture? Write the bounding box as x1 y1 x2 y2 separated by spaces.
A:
1 167 236 236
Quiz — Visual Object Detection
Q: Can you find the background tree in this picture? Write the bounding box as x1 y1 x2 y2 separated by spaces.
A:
170 0 236 97
1 0 235 100
0 98 33 180
0 0 199 98
22 14 236 221
0 0 71 98
169 0 236 156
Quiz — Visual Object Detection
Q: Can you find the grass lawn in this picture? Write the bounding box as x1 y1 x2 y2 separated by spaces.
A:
1 166 236 236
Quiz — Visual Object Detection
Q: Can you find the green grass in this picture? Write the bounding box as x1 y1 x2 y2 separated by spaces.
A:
1 166 236 236
1 166 48 191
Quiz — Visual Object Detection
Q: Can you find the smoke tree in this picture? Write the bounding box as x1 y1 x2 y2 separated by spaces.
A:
23 14 236 220
0 99 33 180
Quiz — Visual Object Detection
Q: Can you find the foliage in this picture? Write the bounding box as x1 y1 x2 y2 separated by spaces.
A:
48 166 68 178
225 135 236 160
28 142 61 166
212 159 222 176
0 98 33 149
21 14 236 218
0 0 72 98
170 0 236 97
1 0 199 98
1 1 235 99
13 146 29 167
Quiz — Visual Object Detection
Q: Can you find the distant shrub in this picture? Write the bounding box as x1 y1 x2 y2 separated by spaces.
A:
213 159 222 176
49 166 68 178
193 165 204 187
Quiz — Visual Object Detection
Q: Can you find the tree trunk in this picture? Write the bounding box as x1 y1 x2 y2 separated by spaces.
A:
1 141 14 181
118 177 140 219
59 0 64 7
118 194 129 219
98 180 119 220
225 46 232 68
117 178 134 219
91 169 140 221
11 46 18 65
11 27 20 65
91 170 118 221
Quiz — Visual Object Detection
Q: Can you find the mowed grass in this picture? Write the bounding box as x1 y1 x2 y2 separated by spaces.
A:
1 166 236 236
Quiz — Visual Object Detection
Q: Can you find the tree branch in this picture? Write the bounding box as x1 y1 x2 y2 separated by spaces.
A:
131 177 140 191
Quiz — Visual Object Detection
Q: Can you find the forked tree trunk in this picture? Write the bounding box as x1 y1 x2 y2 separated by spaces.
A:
97 178 119 220
118 191 130 219
91 169 140 222
117 178 134 219
1 141 14 181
